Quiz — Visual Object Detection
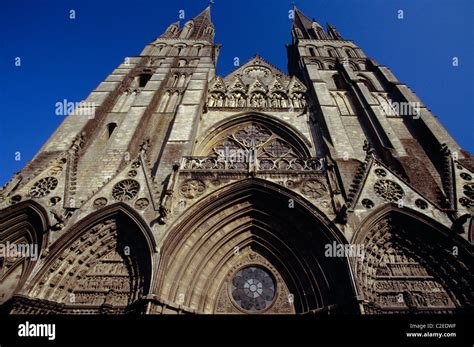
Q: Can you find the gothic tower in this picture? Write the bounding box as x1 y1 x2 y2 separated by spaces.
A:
0 6 472 315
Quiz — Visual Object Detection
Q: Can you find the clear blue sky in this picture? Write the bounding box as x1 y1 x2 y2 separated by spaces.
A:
1 0 473 186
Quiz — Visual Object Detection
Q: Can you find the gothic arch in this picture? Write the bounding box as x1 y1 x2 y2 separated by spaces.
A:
194 113 313 157
352 204 474 314
156 179 358 314
26 203 155 312
0 200 49 304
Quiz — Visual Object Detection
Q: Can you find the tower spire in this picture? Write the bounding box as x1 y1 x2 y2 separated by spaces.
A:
159 5 215 42
292 6 326 40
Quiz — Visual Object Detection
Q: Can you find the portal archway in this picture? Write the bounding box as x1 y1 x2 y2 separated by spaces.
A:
353 205 474 314
0 201 49 304
156 179 357 314
24 203 155 313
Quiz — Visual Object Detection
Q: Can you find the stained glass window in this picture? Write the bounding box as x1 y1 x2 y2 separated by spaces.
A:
231 266 276 312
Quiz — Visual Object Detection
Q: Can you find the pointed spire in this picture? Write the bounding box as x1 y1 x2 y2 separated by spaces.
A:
159 6 214 42
188 5 215 41
292 6 326 40
292 6 314 39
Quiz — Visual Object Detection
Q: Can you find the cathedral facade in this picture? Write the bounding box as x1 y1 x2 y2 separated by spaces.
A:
0 6 473 315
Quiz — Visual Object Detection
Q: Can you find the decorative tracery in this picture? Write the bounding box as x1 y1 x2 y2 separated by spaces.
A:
208 122 300 159
354 216 474 314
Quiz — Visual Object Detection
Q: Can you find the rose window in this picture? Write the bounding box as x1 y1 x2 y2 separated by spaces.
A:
231 266 276 312
29 177 58 198
112 179 140 201
374 179 404 202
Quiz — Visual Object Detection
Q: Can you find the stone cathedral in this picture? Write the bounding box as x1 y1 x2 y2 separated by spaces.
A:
0 6 473 315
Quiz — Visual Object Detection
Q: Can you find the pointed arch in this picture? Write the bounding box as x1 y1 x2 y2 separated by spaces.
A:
352 204 474 314
194 113 313 157
358 74 376 92
22 203 156 313
156 179 358 314
0 200 50 304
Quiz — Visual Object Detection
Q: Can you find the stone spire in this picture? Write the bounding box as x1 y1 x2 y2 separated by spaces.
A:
292 6 327 40
159 6 215 42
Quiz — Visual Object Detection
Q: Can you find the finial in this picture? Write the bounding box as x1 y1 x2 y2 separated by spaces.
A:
363 140 375 156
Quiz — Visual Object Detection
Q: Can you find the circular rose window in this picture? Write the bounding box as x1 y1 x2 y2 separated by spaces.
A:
231 266 276 312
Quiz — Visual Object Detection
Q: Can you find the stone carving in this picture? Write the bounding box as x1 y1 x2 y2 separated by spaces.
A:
207 57 307 110
460 172 472 181
112 179 140 201
301 179 327 199
208 91 305 109
361 198 374 209
181 156 323 172
30 219 150 310
93 197 108 209
9 195 22 204
134 198 150 210
49 166 63 176
48 196 61 207
179 179 206 199
415 199 428 210
374 179 404 202
374 168 387 177
461 183 474 206
356 218 460 313
29 177 58 198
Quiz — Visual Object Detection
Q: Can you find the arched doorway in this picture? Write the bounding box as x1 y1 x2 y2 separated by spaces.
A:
353 205 474 314
156 179 358 314
0 201 49 305
21 204 155 314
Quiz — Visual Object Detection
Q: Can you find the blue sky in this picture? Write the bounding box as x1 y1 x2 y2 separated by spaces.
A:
1 0 473 186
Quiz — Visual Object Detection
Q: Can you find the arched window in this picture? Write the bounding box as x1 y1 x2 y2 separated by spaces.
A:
180 21 194 39
177 74 187 88
139 73 152 88
171 74 179 87
166 91 180 112
327 47 337 57
107 122 117 138
332 92 357 116
158 91 171 112
359 75 376 92
308 47 316 57
345 48 355 58
204 27 214 37
332 74 346 90
294 28 303 38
